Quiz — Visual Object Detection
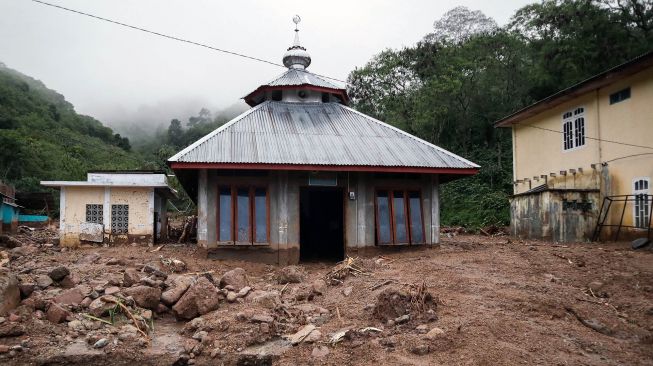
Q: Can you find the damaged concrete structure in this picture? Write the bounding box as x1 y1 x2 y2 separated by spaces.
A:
169 21 478 264
496 51 653 242
41 171 176 246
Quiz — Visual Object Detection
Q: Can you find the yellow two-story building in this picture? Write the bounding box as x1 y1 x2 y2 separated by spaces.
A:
496 51 653 242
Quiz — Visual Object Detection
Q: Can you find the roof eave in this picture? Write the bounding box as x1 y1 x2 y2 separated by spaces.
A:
169 162 479 175
494 49 653 128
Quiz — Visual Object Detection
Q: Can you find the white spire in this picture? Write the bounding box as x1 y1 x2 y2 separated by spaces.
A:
283 15 311 69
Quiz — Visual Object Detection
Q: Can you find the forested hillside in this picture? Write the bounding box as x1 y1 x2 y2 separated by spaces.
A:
0 62 140 191
347 0 653 228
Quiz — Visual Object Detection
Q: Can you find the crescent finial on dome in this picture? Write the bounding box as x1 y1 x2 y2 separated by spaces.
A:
283 15 311 69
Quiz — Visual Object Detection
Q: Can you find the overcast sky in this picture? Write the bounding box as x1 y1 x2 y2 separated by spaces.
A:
0 0 534 135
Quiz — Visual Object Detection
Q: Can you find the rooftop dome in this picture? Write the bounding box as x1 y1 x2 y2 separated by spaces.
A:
282 15 311 69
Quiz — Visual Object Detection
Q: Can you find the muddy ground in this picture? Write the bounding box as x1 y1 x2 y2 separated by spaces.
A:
0 231 652 366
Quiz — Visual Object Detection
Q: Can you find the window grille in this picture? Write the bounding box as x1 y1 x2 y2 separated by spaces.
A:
85 204 103 224
563 107 585 150
111 204 129 234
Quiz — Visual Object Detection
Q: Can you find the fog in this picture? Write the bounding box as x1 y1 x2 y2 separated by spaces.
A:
0 0 534 138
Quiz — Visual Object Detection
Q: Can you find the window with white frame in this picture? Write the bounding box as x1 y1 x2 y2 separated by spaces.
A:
633 178 650 229
562 107 585 150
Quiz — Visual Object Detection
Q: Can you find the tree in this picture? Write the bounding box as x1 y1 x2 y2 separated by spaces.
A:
425 6 498 44
187 108 212 127
167 118 184 148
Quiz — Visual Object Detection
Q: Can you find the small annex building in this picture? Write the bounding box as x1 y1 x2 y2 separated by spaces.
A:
0 180 21 234
169 19 479 264
41 171 176 246
495 51 653 242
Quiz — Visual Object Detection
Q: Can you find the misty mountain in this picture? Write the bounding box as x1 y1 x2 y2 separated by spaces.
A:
0 62 141 191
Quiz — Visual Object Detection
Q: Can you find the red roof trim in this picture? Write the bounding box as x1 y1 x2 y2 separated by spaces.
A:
170 162 479 175
244 84 349 106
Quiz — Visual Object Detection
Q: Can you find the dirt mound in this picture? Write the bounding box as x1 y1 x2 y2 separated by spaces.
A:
373 284 437 322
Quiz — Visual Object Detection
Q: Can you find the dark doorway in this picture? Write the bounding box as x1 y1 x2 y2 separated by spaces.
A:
300 187 344 262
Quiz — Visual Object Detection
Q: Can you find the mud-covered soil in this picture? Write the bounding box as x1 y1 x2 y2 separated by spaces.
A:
1 233 652 366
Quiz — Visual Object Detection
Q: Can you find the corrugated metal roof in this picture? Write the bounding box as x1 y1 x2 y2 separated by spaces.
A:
264 68 343 90
169 101 479 169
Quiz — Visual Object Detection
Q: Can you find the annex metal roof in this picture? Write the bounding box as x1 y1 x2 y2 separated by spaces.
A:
169 101 479 170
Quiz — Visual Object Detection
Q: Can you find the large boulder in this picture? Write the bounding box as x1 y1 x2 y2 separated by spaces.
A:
173 277 220 320
161 276 193 306
123 286 161 310
219 268 248 291
0 269 20 316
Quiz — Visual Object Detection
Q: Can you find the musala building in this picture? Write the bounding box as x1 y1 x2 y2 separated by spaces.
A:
169 19 478 264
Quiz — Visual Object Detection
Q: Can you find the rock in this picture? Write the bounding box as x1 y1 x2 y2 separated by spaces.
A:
68 320 85 331
172 277 220 320
311 345 330 358
18 284 35 299
311 279 327 295
248 290 280 309
104 286 120 296
342 286 353 297
219 268 248 291
0 344 9 353
156 303 169 314
46 303 70 323
118 325 139 341
0 270 20 316
303 329 321 343
161 276 193 306
35 275 53 289
192 330 208 341
105 258 125 265
410 344 430 355
277 266 303 284
143 264 167 279
59 275 76 289
239 339 291 360
93 338 109 348
48 266 70 282
395 314 410 324
285 324 316 345
236 286 251 298
54 288 84 305
9 246 35 259
226 292 237 303
77 253 101 264
123 269 142 287
123 286 161 310
251 314 274 323
416 324 429 333
0 235 22 249
81 297 92 308
425 327 445 340
88 295 118 317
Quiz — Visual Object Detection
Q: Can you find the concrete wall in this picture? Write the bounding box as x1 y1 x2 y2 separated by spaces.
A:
511 67 653 238
199 170 440 264
59 186 156 247
511 190 600 242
